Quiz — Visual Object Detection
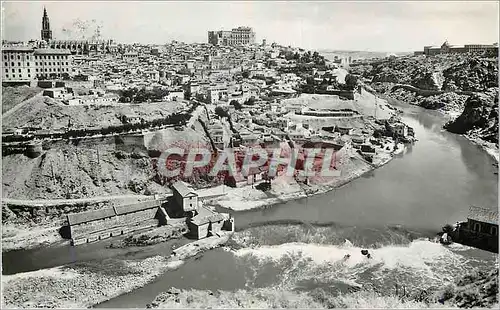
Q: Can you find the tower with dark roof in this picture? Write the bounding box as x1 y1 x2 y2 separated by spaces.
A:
41 7 52 42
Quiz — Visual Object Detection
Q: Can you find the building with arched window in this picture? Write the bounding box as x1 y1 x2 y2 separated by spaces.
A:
453 206 498 253
466 206 498 237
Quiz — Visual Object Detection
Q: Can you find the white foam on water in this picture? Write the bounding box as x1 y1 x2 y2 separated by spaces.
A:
233 239 477 289
235 239 459 269
343 239 354 248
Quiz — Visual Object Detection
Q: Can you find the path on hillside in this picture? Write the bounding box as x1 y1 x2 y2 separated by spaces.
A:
2 194 152 207
2 188 227 207
2 91 43 120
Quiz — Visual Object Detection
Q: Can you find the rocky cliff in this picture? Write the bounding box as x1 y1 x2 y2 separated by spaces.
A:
355 54 498 93
352 54 498 151
445 90 499 144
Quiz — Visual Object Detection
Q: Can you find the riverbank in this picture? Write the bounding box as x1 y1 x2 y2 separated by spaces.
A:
208 142 399 212
374 86 499 164
1 256 182 308
465 134 499 163
145 254 497 309
146 287 439 309
2 232 233 308
2 223 63 252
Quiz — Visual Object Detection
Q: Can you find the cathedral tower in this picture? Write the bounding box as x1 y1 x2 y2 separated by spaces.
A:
41 7 52 42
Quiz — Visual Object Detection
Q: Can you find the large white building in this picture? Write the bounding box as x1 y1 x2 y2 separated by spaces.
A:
208 27 256 46
2 46 72 82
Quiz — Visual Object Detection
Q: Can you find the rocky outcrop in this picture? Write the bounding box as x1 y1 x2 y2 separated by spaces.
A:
442 58 499 92
355 54 498 149
437 268 498 308
445 90 498 144
360 55 497 93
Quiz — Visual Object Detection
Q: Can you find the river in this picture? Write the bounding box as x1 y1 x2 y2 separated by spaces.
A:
95 101 498 307
3 100 498 307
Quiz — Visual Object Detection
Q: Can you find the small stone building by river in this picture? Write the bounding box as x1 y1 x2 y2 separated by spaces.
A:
453 206 498 253
187 206 233 240
65 180 234 245
66 200 166 245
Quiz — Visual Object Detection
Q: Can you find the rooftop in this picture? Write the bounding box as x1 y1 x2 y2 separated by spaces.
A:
2 46 35 52
34 48 72 55
190 206 227 226
67 207 115 226
468 206 498 225
172 181 198 197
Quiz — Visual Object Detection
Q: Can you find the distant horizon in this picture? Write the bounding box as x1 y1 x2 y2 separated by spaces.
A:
2 1 498 52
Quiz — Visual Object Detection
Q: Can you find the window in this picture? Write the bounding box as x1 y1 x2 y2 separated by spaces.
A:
18 69 21 72
11 62 14 66
18 62 20 66
4 69 7 73
35 62 38 66
27 69 30 73
36 68 38 72
474 222 481 232
28 74 30 77
10 55 14 59
44 68 47 72
17 55 20 60
18 74 21 78
491 226 498 236
4 62 7 66
27 62 29 66
11 69 14 72
5 74 8 78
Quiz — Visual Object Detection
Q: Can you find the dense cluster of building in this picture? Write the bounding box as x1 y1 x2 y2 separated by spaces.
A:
415 40 498 56
3 6 409 164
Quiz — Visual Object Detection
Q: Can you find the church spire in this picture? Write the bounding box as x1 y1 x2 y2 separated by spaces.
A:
41 6 52 42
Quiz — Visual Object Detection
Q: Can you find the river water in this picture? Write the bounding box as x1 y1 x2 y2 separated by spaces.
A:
94 101 498 307
3 100 498 307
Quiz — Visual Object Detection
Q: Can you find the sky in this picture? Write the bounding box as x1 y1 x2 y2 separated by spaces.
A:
2 1 499 52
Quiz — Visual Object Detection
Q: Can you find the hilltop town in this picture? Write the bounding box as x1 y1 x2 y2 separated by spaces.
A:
3 4 498 310
2 9 412 218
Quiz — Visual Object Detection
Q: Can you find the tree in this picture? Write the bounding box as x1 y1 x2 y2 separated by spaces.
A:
244 97 256 105
215 106 229 118
343 74 359 91
442 224 454 234
230 100 242 110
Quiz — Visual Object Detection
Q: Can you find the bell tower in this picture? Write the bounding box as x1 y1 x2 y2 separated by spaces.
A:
41 7 52 42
